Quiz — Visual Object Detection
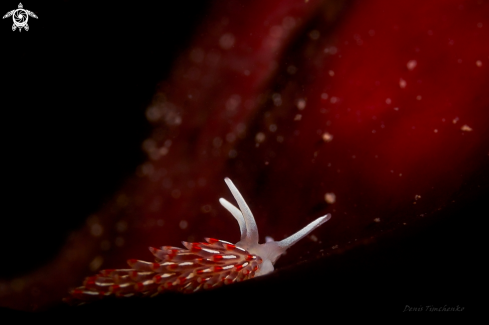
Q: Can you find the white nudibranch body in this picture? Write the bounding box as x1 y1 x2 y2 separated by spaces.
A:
67 178 330 303
220 177 331 276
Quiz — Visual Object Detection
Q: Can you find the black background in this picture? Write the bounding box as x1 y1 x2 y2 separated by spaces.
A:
0 0 210 276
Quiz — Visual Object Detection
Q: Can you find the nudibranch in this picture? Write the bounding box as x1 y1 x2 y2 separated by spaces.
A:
67 178 330 303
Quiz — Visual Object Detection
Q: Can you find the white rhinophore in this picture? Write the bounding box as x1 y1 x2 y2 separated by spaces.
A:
220 178 331 276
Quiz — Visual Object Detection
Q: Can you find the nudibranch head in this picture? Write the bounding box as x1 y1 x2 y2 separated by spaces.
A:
66 178 330 303
220 178 331 276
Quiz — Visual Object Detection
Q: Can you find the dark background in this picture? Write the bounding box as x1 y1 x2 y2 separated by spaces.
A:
0 0 211 277
0 0 485 318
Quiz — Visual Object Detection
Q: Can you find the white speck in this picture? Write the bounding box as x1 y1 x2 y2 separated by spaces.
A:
297 98 306 110
287 65 297 75
399 173 402 177
116 220 128 233
198 178 206 187
415 195 421 200
461 124 473 132
452 117 459 124
309 30 320 40
160 147 169 155
138 162 154 177
476 60 482 67
294 114 302 121
255 132 266 143
226 94 241 112
394 107 399 111
321 93 329 100
434 129 438 133
115 236 125 247
276 135 284 143
269 124 277 132
374 218 380 223
324 192 336 204
416 95 422 100
477 22 483 28
161 177 171 189
372 129 376 134
323 46 337 55
282 16 296 30
90 224 103 237
171 189 181 199
186 67 200 80
322 132 333 142
310 234 318 242
223 133 236 144
189 48 205 63
219 33 235 50
9 279 24 293
399 78 407 88
330 96 338 104
328 70 335 77
332 245 338 249
100 240 111 251
385 98 392 105
213 137 223 148
407 60 417 71
236 123 246 136
149 146 168 161
146 106 162 122
228 149 237 158
244 70 250 76
206 50 221 66
179 220 188 230
201 205 212 213
142 138 157 152
89 256 103 272
272 93 282 106
269 25 283 39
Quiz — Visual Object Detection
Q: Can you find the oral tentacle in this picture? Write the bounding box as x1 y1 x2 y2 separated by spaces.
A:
277 214 331 250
